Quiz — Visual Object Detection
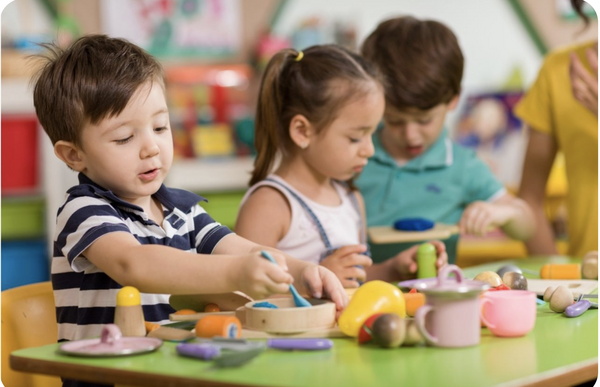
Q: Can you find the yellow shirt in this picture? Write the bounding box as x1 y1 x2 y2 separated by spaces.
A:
515 41 598 257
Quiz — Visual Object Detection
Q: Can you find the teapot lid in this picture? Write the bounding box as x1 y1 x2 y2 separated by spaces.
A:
398 265 489 298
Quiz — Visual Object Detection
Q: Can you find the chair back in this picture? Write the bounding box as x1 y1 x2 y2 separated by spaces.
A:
1 281 61 387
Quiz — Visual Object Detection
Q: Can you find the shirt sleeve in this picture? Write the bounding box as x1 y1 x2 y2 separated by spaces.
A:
462 150 506 203
55 195 131 272
191 204 233 254
513 56 554 136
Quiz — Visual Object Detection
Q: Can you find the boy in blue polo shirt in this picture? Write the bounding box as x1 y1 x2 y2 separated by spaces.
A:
357 16 535 264
32 36 346 378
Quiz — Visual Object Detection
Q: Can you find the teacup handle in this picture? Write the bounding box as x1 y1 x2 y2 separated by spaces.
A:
414 304 438 345
480 298 496 329
437 264 463 286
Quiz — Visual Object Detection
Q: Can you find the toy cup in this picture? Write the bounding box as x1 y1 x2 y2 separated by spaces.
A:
413 265 489 348
481 290 537 337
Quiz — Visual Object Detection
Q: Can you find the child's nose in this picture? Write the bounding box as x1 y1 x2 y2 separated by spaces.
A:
360 137 375 158
140 135 160 158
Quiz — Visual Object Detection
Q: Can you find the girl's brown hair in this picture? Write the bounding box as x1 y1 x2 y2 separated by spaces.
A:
250 44 383 186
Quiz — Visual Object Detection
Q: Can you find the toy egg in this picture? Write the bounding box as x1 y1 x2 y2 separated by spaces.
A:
371 314 405 348
502 272 528 290
496 264 523 279
474 271 503 287
402 319 424 346
543 286 557 302
549 286 574 313
582 251 598 280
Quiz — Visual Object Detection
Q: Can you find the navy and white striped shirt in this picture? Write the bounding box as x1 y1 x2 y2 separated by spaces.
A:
52 173 232 341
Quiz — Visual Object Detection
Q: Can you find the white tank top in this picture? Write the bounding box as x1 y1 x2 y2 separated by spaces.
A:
240 175 363 264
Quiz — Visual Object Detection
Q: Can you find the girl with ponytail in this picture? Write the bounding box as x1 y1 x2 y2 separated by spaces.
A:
236 45 447 287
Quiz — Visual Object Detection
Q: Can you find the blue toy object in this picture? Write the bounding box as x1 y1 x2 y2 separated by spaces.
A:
253 302 278 309
393 218 435 231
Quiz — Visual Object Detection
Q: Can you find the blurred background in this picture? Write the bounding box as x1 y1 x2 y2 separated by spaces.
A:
1 0 597 290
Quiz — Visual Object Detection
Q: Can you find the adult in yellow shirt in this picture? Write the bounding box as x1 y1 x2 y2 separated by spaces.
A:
515 1 597 258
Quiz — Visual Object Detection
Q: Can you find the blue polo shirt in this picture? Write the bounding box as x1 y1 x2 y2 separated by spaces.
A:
356 129 505 264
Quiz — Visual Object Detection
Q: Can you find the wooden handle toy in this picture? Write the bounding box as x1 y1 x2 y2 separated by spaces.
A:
540 264 582 280
114 286 146 337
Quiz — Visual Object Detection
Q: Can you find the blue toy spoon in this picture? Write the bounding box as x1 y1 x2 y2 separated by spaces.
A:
260 251 311 307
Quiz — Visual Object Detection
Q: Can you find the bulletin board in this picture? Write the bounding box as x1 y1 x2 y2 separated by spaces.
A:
101 0 242 59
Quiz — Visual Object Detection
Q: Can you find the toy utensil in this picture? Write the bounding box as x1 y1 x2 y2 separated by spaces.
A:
197 337 264 351
267 338 333 350
213 346 266 368
564 294 592 318
176 343 221 360
260 250 311 307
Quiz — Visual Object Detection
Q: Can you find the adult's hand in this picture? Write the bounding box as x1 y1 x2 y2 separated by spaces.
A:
569 48 598 116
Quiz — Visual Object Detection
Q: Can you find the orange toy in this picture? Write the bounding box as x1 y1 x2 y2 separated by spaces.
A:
173 309 197 315
404 292 425 317
195 315 242 339
204 303 220 313
540 264 581 280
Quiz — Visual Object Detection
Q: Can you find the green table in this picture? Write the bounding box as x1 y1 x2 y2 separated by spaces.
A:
11 257 598 387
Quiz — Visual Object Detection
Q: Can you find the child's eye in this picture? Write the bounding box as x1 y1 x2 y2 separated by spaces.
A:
418 119 432 125
114 136 133 144
349 137 360 143
155 126 168 133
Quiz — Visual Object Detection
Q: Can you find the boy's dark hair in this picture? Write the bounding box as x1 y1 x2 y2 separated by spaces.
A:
251 44 384 186
361 16 464 111
32 34 164 147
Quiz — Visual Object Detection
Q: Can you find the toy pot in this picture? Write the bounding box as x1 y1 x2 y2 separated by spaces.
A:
414 265 489 348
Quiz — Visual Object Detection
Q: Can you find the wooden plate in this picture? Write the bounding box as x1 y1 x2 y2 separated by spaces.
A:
169 291 253 312
243 298 336 333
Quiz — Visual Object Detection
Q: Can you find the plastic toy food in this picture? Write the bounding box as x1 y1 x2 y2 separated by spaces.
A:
540 264 581 280
371 314 406 348
547 286 574 313
416 243 437 279
474 271 503 287
338 280 406 337
502 272 528 290
358 313 384 344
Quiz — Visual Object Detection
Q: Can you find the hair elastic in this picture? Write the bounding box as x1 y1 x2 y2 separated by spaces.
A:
295 51 304 62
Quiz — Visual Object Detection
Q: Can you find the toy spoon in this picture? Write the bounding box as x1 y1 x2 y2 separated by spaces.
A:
260 250 311 307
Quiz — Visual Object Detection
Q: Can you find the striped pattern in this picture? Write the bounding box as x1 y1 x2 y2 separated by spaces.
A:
52 174 232 341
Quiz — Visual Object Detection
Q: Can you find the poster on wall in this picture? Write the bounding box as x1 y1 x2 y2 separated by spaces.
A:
454 92 527 190
101 0 242 59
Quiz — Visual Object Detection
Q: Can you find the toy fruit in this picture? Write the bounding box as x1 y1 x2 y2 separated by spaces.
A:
496 264 522 279
403 319 424 346
548 286 574 313
404 292 425 317
474 271 502 287
502 272 528 290
417 243 437 279
338 280 406 337
540 264 581 280
204 303 220 313
371 314 405 348
358 313 384 345
582 251 598 280
543 286 557 302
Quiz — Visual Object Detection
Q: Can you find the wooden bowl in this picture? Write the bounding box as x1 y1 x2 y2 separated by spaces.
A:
243 298 336 333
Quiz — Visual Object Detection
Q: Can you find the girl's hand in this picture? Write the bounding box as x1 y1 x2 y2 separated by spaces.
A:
570 50 598 116
392 241 447 280
319 244 373 288
459 201 516 236
300 265 349 319
233 250 294 300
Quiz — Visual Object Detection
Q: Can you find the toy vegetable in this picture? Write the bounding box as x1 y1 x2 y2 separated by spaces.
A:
338 280 406 337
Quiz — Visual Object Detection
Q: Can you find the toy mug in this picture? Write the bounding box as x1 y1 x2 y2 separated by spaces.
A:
480 290 537 337
413 265 489 348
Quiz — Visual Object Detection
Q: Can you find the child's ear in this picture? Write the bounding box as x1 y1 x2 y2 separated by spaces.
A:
448 94 460 111
288 114 314 150
54 141 86 172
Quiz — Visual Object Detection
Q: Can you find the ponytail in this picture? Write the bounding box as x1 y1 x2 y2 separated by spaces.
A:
250 49 298 186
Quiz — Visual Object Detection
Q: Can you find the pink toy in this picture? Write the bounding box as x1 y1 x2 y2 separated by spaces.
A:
481 290 537 337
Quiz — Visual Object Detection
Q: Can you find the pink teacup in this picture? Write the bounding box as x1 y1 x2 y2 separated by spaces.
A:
481 290 537 337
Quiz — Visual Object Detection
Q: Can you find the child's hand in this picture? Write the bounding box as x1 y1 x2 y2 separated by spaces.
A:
459 201 516 236
233 250 294 300
300 265 349 319
319 244 373 288
391 241 447 280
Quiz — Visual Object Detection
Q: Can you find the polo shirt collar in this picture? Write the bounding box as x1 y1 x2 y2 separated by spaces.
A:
75 173 206 214
372 128 454 171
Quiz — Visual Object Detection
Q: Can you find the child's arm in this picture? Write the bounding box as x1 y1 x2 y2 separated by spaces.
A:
84 231 293 300
235 186 348 310
459 193 535 240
